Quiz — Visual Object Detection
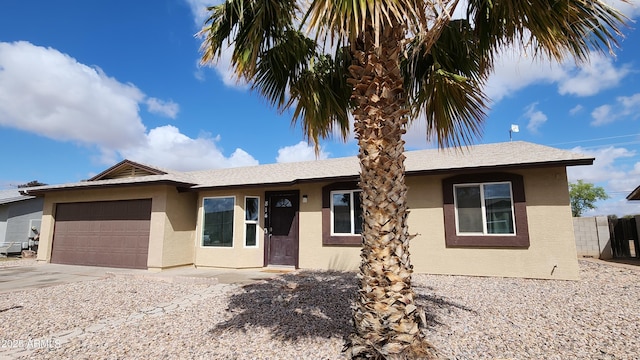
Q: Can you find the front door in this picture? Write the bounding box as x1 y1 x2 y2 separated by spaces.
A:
265 191 299 267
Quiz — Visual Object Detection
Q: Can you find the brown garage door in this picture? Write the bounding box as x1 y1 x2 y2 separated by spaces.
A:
51 199 152 269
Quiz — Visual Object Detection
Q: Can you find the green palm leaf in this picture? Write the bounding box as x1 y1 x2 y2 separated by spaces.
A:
403 19 488 148
468 0 628 71
199 0 300 78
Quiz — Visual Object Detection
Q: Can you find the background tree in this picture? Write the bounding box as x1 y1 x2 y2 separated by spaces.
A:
570 180 609 217
199 1 626 358
16 180 47 188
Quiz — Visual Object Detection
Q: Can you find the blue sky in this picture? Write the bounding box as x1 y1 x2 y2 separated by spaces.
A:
1 0 639 216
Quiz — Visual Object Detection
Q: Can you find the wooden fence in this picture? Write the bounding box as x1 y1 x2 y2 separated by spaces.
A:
609 217 640 259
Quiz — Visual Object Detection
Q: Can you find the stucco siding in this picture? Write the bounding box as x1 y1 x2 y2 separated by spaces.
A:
158 190 197 269
216 167 579 279
194 189 265 268
298 183 361 271
404 167 579 280
37 186 177 270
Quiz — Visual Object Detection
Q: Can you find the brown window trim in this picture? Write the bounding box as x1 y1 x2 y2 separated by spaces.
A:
442 173 530 248
322 181 362 246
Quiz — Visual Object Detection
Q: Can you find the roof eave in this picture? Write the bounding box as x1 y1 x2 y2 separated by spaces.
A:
626 185 640 201
188 175 361 192
22 180 196 196
406 158 594 176
0 196 37 205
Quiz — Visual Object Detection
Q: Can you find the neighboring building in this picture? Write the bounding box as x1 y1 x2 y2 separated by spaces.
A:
626 186 640 201
0 189 44 253
24 141 592 280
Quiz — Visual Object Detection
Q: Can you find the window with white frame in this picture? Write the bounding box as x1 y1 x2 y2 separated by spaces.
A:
244 196 259 247
202 197 234 247
454 182 515 235
331 190 363 235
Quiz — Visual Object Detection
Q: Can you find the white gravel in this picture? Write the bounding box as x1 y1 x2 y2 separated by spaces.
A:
1 259 638 359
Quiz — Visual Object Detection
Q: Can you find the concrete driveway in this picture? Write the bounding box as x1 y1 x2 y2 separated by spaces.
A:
0 259 290 294
0 261 140 294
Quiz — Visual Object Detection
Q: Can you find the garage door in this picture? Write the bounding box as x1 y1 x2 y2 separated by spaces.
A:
51 199 152 269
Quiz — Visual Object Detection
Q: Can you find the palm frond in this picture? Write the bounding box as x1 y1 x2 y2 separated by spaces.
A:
252 30 317 109
403 19 488 148
467 0 628 70
305 0 428 46
288 48 353 147
199 0 300 78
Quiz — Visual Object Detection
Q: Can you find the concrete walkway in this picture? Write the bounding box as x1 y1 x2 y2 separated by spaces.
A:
0 259 291 294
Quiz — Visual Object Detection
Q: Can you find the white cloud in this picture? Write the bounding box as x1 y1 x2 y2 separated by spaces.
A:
0 41 147 150
484 49 566 102
523 103 548 134
567 146 634 185
146 98 179 118
567 146 640 216
403 119 431 150
0 41 257 172
121 125 258 171
485 49 630 103
557 53 631 96
569 105 583 116
583 198 640 217
590 93 640 126
606 0 640 18
184 0 215 26
276 141 329 163
591 105 614 126
620 93 640 110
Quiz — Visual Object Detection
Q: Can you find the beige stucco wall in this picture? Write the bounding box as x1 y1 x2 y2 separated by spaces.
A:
37 166 579 280
192 183 361 270
192 167 578 279
156 189 197 270
36 185 197 270
298 183 361 271
194 189 265 268
295 167 579 280
404 167 579 280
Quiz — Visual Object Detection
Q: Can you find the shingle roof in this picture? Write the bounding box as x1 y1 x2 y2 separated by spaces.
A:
186 141 593 189
23 141 593 194
0 189 36 205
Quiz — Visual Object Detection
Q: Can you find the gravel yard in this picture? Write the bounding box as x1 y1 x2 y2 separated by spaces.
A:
1 259 638 359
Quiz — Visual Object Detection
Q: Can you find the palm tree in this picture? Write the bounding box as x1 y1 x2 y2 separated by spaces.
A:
199 1 626 358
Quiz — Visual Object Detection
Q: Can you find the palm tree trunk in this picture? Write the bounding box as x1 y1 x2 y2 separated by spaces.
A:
346 22 437 360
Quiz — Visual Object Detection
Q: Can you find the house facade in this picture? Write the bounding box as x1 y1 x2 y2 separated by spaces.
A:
26 142 593 280
0 189 44 253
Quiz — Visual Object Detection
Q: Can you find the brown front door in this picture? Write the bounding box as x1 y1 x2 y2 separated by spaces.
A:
265 191 299 267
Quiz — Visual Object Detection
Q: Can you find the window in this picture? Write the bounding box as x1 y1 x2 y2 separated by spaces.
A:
331 190 362 235
442 173 529 247
454 182 515 235
244 196 259 247
202 197 234 247
322 182 362 245
275 198 292 207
